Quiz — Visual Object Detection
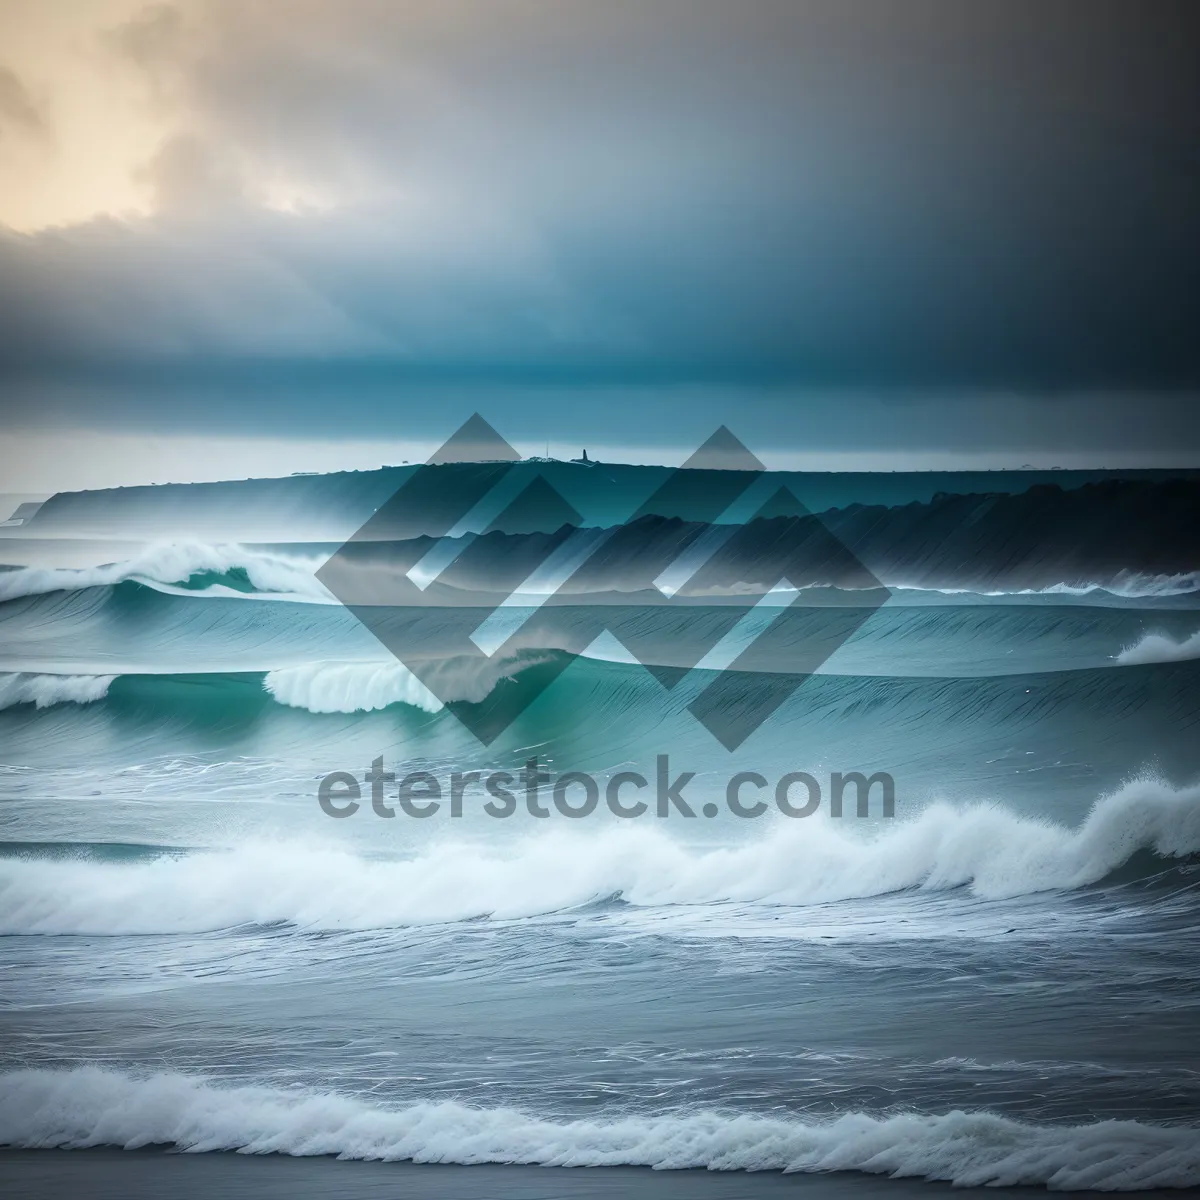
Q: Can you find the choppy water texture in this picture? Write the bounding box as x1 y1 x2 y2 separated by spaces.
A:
1 465 1199 1192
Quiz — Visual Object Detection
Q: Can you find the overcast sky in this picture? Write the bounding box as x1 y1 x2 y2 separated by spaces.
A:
2 1 1199 486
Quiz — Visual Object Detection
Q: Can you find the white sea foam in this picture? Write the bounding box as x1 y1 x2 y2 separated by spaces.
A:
2 544 1193 608
893 571 1200 599
0 542 332 603
1 779 1197 935
1100 571 1200 597
1117 629 1200 665
0 1067 1194 1188
263 649 558 713
0 672 115 711
264 661 443 714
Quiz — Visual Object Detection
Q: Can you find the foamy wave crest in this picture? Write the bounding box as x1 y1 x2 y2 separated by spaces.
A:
0 542 331 603
264 662 443 714
906 571 1200 599
1104 571 1200 597
1118 629 1200 665
264 649 560 713
0 672 115 711
2 779 1197 935
0 1068 1195 1188
1022 571 1200 598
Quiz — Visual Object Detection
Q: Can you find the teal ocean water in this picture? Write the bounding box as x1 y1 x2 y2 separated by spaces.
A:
1 466 1199 1190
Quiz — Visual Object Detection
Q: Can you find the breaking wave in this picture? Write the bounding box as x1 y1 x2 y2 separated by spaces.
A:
1 540 1195 611
262 649 559 714
0 542 331 603
2 779 1197 935
0 672 115 711
264 661 443 714
1118 629 1200 666
0 1067 1195 1188
909 571 1200 599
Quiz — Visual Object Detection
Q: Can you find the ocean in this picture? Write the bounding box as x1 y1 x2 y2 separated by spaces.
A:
1 461 1198 1194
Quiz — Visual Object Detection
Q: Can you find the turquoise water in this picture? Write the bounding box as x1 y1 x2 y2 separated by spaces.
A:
1 466 1199 1189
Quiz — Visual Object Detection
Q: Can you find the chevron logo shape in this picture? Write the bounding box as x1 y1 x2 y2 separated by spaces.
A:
317 416 888 748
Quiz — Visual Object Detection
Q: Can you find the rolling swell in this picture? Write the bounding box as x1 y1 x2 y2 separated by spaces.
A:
0 654 1195 724
0 542 331 603
5 571 1200 681
1 1066 1197 1188
0 672 115 710
1 777 1198 933
1 659 1197 782
3 469 1200 1190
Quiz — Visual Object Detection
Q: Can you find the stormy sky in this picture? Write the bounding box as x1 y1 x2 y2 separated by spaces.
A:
1 1 1199 484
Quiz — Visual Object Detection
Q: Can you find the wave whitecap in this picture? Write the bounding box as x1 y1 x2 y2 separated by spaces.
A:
1048 570 1200 598
0 542 331 603
2 779 1197 934
0 1067 1195 1188
263 649 560 713
1118 630 1200 665
264 661 443 714
0 672 115 711
904 571 1200 599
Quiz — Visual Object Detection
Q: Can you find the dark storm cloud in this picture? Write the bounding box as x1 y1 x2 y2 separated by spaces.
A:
2 0 1200 388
